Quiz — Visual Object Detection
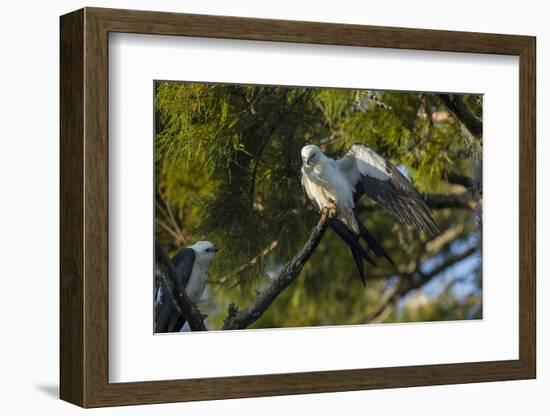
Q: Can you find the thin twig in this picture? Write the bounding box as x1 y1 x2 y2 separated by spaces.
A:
156 191 186 245
210 240 279 285
155 218 183 243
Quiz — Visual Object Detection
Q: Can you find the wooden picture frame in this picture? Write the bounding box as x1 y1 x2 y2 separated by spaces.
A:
60 7 536 408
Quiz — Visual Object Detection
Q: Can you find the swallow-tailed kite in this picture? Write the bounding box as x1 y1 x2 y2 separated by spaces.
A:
155 241 217 333
301 143 439 284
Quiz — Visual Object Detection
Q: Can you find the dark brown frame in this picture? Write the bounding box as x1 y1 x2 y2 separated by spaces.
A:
60 7 536 408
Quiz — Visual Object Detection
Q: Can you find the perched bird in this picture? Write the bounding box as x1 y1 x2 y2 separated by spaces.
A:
301 143 439 284
155 241 217 333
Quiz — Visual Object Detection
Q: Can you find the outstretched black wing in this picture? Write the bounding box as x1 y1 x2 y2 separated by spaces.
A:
154 247 196 333
338 144 439 236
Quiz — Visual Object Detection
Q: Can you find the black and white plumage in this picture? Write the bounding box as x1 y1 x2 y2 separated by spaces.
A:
155 241 217 333
301 143 439 284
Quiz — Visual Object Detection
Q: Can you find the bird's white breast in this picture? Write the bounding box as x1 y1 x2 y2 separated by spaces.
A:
304 157 359 233
185 261 209 303
314 160 354 207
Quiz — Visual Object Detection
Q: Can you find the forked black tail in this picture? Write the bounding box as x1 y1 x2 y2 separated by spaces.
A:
328 215 394 286
356 217 395 266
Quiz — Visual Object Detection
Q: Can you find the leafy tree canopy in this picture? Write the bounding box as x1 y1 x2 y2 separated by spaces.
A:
155 82 482 330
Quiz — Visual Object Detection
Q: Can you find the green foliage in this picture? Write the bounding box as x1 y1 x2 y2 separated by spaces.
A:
154 82 483 330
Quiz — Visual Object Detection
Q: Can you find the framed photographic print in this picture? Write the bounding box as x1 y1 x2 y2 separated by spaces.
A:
60 7 536 408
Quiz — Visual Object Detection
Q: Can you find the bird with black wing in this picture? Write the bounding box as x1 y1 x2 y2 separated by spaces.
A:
301 143 439 285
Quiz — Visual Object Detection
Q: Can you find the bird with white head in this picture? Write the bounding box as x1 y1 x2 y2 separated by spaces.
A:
154 240 217 333
301 143 439 285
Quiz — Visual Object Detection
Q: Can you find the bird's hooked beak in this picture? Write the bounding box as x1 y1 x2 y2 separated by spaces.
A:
303 155 313 166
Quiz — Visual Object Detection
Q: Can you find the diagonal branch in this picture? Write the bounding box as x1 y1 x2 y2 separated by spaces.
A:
209 240 279 286
222 208 331 330
439 94 482 140
366 245 477 323
424 192 480 211
445 172 481 191
155 240 207 331
155 190 186 248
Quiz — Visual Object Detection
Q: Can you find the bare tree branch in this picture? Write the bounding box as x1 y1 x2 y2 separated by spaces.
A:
439 94 482 140
222 208 331 330
424 192 480 211
422 224 466 258
368 302 395 324
154 240 207 331
155 218 184 244
445 171 481 191
155 190 186 248
318 132 345 151
366 245 477 323
364 225 472 321
366 280 401 322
